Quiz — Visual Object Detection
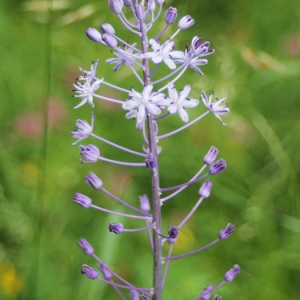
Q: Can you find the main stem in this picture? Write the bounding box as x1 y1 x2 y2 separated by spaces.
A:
139 18 162 300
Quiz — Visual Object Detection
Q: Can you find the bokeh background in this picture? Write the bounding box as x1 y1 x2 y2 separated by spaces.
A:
0 0 299 299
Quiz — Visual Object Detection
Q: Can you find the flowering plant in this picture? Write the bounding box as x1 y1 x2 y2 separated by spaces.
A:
71 1 240 299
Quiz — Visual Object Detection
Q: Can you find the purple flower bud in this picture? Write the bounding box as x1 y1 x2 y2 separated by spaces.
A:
145 152 157 169
139 194 150 213
178 15 195 30
99 262 112 280
199 180 213 198
135 4 145 21
86 28 102 43
85 172 103 189
81 265 98 279
108 0 124 14
140 294 149 300
101 23 115 35
109 223 124 234
71 119 93 141
203 146 218 165
102 33 118 48
224 264 240 282
209 158 226 175
130 289 139 300
165 7 177 25
78 238 94 255
214 296 223 300
79 144 100 162
168 226 179 239
147 0 156 12
218 223 235 240
124 0 132 7
155 0 164 4
199 284 214 300
73 193 92 208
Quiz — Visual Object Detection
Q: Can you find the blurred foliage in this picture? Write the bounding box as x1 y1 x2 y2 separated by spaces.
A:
0 0 299 299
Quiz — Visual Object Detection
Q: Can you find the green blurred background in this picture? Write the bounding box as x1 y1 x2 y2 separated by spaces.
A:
0 0 299 299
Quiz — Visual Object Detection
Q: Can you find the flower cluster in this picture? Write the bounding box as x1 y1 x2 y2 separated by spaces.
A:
71 1 238 299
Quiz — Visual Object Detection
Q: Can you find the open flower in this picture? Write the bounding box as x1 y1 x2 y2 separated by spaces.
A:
201 91 229 125
71 112 95 145
73 78 103 109
167 83 199 122
122 85 168 123
143 39 183 69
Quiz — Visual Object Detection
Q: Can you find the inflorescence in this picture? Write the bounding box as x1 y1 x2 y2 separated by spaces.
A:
71 1 239 299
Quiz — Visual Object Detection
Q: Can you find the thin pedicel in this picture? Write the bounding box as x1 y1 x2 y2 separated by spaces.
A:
71 1 239 299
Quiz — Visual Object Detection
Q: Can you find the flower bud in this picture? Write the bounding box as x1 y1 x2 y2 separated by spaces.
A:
124 0 132 7
165 7 177 25
203 146 218 165
99 262 112 280
102 33 118 48
224 264 240 282
108 0 124 14
155 0 164 4
178 15 195 30
145 152 157 169
130 289 139 300
109 223 124 234
81 265 98 279
85 172 103 189
218 223 235 240
78 238 94 255
139 194 150 213
199 284 214 300
199 180 213 198
147 0 156 12
168 226 179 239
73 193 92 208
135 4 145 21
79 144 100 162
209 158 226 175
101 23 115 35
86 27 102 43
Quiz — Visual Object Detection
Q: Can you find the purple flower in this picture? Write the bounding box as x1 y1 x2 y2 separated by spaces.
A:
199 284 214 300
145 152 157 169
168 226 179 239
199 180 213 198
71 112 95 145
201 91 229 125
218 223 235 240
224 264 240 282
109 223 124 234
165 7 177 24
102 33 118 48
178 15 195 30
78 238 94 255
86 27 102 43
108 0 124 14
101 23 115 35
203 146 218 165
73 193 92 208
79 144 100 162
85 172 103 189
130 289 139 300
81 265 98 279
139 194 150 213
99 262 113 280
167 83 199 122
209 159 226 175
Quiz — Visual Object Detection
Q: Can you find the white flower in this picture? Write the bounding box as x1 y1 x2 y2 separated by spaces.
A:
167 83 199 122
73 78 103 109
122 85 167 123
143 39 183 69
201 91 229 125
